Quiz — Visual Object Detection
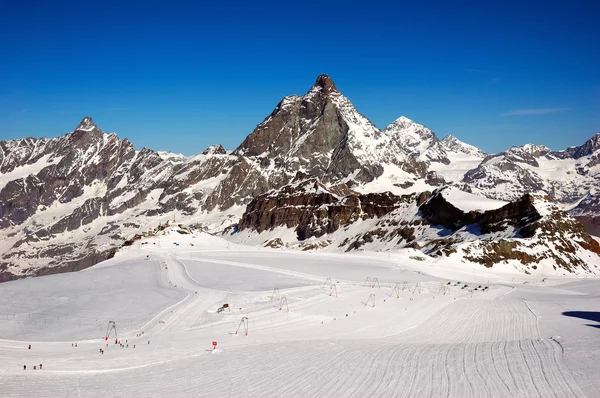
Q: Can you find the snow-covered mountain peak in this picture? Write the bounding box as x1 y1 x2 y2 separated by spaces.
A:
383 116 437 142
386 115 418 129
572 132 600 158
75 116 99 132
509 143 552 156
201 144 227 156
440 135 487 158
380 115 445 164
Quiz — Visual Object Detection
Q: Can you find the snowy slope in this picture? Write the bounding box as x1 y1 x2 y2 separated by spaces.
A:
441 187 507 211
464 137 600 205
1 231 599 397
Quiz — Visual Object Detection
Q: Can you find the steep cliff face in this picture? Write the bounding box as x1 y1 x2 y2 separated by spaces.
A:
235 74 427 185
238 173 409 240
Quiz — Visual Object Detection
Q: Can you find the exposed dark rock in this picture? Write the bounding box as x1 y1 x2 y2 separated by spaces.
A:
264 238 284 248
572 133 600 158
574 216 600 237
238 177 409 240
425 171 446 186
202 144 227 155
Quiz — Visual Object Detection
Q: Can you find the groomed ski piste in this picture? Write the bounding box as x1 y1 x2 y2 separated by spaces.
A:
1 230 599 397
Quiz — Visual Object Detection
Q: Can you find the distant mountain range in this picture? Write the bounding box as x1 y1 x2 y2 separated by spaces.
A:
1 74 599 281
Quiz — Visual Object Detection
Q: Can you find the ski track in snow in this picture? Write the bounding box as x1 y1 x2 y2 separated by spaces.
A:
0 234 598 397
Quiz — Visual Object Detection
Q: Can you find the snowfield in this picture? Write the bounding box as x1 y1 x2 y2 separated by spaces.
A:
441 187 508 212
1 231 599 397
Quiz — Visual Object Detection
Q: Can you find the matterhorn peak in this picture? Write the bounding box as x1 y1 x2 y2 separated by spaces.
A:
75 116 98 132
311 74 338 95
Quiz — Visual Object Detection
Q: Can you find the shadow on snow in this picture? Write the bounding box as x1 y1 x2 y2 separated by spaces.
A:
562 311 600 328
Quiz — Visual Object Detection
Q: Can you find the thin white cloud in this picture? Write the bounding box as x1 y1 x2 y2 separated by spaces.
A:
502 108 571 116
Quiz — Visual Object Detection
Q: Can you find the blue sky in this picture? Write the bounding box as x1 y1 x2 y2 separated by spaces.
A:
0 0 598 155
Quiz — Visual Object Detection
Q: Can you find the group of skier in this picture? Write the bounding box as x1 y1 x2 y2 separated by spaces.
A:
23 346 41 370
21 337 152 370
23 344 42 370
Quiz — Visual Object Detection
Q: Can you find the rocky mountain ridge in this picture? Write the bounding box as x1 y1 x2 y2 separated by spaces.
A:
0 74 599 280
234 178 600 274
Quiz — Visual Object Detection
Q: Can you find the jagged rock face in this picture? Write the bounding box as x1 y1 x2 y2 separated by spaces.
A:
203 157 271 210
339 188 600 273
0 119 135 228
234 75 435 185
574 215 600 237
476 195 542 235
419 191 477 229
572 133 600 158
459 202 600 272
570 193 600 236
238 177 409 240
0 117 246 281
419 190 541 234
235 74 390 184
202 144 227 155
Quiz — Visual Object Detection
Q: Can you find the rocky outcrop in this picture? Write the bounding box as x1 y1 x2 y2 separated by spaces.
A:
320 187 600 274
418 189 541 234
202 144 227 155
238 175 409 240
571 133 600 159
